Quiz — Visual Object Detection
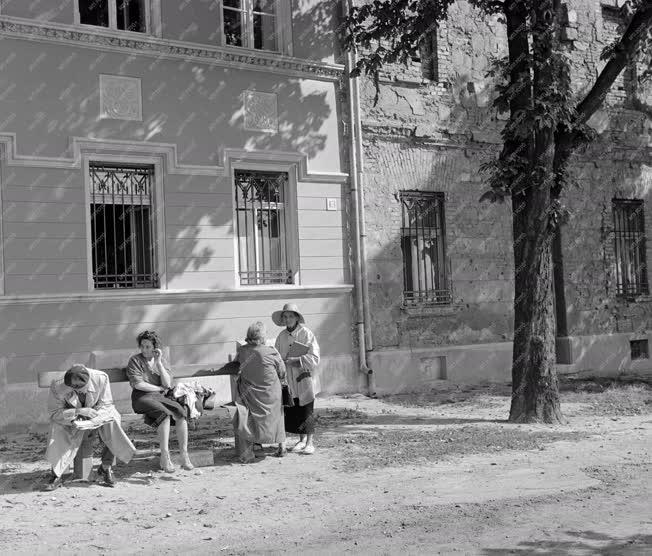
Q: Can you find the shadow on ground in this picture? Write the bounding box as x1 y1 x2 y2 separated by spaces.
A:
482 531 652 555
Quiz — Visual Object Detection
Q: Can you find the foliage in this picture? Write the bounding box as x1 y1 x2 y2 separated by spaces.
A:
340 0 652 202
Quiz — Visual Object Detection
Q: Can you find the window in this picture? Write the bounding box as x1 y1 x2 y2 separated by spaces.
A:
400 191 450 306
613 198 649 297
235 170 293 285
89 164 158 289
630 339 649 360
418 28 438 81
76 0 148 33
223 0 279 52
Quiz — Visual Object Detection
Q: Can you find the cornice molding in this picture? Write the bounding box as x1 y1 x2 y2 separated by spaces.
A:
0 285 354 306
0 15 344 83
0 134 349 182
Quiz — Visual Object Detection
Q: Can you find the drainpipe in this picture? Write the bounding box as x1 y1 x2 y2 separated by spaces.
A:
351 53 374 358
344 5 375 397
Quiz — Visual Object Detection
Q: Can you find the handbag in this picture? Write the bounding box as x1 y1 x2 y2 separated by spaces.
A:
281 384 294 408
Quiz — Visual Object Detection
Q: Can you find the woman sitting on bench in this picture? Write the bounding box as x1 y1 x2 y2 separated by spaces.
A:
126 330 193 473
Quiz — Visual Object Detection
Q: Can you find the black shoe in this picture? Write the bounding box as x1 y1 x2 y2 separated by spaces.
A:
97 465 116 487
43 473 63 491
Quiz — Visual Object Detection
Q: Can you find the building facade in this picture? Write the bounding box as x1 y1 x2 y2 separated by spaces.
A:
359 0 652 392
1 1 651 428
0 0 360 428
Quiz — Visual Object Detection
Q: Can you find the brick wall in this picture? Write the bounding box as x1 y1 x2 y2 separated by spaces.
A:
360 0 652 350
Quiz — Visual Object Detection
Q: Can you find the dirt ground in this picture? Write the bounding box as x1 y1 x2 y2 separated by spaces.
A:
1 380 651 555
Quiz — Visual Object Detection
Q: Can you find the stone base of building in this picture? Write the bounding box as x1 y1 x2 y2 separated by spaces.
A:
367 332 652 395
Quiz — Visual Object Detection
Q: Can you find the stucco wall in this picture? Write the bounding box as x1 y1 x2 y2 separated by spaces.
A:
0 1 356 428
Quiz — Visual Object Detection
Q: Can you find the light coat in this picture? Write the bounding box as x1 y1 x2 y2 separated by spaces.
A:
275 324 320 406
46 368 136 476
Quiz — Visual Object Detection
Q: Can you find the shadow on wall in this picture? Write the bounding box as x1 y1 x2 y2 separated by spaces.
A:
0 286 358 429
360 57 652 389
291 0 343 64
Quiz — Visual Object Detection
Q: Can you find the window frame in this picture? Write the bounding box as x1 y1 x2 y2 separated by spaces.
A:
220 0 292 55
399 190 451 307
82 153 166 292
612 198 649 298
73 0 161 37
230 162 299 288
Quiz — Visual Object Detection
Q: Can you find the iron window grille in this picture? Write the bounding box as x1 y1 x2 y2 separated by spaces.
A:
612 198 649 297
235 170 292 285
223 0 279 52
400 191 451 306
78 0 147 33
90 164 159 289
630 339 649 360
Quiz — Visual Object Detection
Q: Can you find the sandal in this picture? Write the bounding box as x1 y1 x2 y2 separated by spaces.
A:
274 447 287 458
288 441 306 452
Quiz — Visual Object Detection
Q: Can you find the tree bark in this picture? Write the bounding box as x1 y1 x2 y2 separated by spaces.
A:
507 0 564 423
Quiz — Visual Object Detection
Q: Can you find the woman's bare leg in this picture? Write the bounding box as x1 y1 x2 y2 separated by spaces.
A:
176 418 193 470
157 417 174 472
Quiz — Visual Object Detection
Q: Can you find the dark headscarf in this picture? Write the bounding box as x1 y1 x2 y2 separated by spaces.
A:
64 365 90 387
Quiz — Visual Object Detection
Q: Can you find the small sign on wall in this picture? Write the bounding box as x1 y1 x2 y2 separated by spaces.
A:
326 198 338 211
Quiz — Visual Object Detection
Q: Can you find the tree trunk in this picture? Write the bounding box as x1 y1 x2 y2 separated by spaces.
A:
509 194 563 423
508 0 564 423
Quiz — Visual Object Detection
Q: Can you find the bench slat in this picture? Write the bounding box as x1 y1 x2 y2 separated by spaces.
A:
37 366 222 388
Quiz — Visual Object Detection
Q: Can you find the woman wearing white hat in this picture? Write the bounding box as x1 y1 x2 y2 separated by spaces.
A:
273 303 320 454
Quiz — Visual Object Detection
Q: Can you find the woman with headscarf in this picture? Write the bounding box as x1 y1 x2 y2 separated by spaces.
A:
216 322 287 463
273 303 321 455
44 364 136 490
126 330 193 473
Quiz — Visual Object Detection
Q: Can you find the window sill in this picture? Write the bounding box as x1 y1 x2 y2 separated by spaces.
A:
0 284 354 306
401 304 461 317
75 23 150 38
222 43 282 56
617 294 652 303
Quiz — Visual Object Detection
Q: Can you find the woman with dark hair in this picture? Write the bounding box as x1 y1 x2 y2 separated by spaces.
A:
126 330 193 473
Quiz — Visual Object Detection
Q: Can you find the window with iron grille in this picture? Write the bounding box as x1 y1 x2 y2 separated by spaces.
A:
400 191 450 306
613 198 649 297
630 339 649 360
235 170 293 285
89 164 158 289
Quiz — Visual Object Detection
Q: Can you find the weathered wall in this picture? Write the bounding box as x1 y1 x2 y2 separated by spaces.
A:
364 140 514 349
360 0 652 378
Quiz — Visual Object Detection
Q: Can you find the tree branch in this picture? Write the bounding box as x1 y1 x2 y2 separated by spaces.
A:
574 1 652 126
553 1 652 197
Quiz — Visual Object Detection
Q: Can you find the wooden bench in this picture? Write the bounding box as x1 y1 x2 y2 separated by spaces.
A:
37 365 237 479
